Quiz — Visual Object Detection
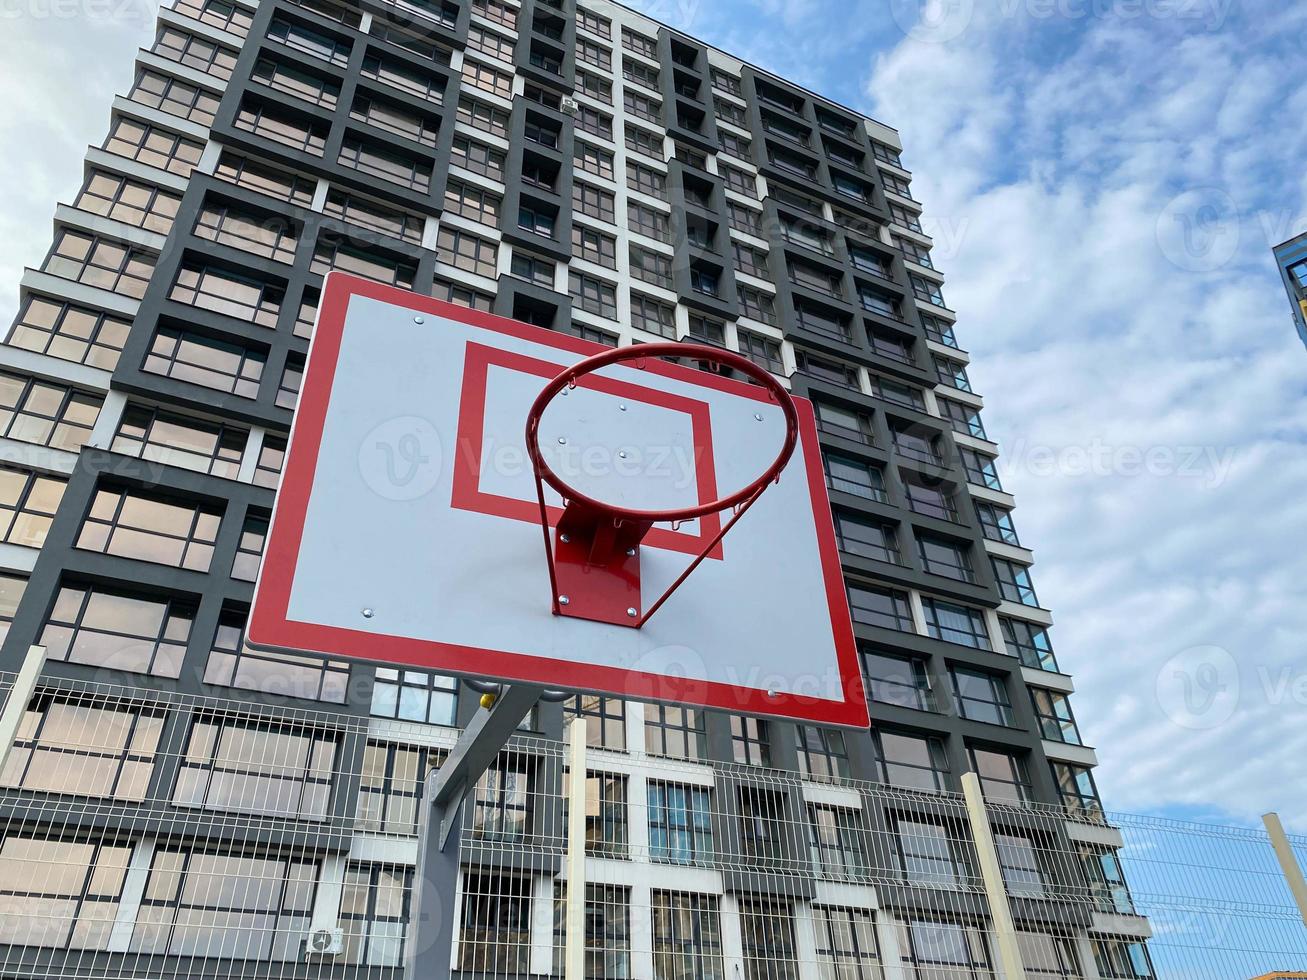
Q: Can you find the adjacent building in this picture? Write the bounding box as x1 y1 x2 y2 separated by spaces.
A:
1273 231 1307 350
0 0 1153 977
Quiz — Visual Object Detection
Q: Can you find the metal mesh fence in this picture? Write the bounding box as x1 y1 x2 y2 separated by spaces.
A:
0 674 1302 979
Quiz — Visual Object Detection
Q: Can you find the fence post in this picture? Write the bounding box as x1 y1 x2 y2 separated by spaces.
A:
1263 812 1307 929
961 773 1028 980
0 646 46 773
564 718 587 980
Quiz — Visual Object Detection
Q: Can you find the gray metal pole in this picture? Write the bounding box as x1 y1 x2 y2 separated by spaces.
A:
406 685 544 980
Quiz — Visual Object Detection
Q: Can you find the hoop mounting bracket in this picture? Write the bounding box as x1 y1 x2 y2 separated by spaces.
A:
525 342 800 630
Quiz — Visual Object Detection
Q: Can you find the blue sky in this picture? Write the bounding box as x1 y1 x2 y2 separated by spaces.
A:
1 0 1306 948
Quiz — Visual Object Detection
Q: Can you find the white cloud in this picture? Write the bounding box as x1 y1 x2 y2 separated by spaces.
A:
868 8 1307 821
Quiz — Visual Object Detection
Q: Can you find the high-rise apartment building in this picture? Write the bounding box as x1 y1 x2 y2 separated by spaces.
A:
0 0 1153 977
1273 231 1307 350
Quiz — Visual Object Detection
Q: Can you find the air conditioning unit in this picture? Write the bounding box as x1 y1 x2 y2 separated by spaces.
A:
561 96 580 116
306 927 344 957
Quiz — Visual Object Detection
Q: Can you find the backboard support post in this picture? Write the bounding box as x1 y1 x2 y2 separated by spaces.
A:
406 684 544 980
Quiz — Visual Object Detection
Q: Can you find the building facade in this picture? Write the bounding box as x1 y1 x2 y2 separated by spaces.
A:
0 0 1154 977
1273 231 1307 350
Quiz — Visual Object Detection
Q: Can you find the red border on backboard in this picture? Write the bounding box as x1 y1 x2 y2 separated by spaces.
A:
451 341 724 558
249 273 869 728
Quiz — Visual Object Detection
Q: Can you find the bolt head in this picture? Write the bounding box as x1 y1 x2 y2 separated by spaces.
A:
558 436 567 445
626 607 638 618
618 451 628 459
560 533 570 543
559 595 571 606
362 608 375 619
625 547 636 557
767 687 777 698
414 316 425 324
619 404 628 411
754 413 764 421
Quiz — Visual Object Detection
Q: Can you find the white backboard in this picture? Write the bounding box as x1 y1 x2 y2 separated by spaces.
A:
249 274 867 726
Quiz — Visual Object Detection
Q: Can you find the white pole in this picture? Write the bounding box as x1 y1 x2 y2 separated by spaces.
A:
961 772 1028 980
0 646 46 775
564 718 587 980
1263 812 1307 930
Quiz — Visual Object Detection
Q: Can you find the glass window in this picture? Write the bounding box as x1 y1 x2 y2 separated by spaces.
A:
235 97 329 154
254 434 287 489
41 583 194 678
104 116 204 175
77 487 220 571
1052 761 1103 819
471 759 532 841
644 704 705 762
813 907 882 980
112 404 246 479
996 833 1047 897
340 864 413 966
0 835 132 950
334 155 408 212
311 240 417 288
230 511 267 582
824 454 886 501
1032 688 1082 745
459 872 532 971
922 597 991 649
42 229 155 299
574 181 617 222
1001 616 1058 672
738 331 783 374
457 95 510 136
357 741 443 834
338 136 430 190
895 818 971 886
630 293 677 338
1 694 163 800
76 168 181 233
0 467 66 548
564 695 626 750
552 882 631 978
450 135 506 180
952 668 1015 726
444 180 501 225
169 264 284 327
992 557 1040 606
969 746 1033 802
132 847 317 960
205 607 350 702
652 891 723 980
575 140 615 179
847 584 913 631
731 715 770 766
808 806 867 879
738 897 798 980
875 730 949 791
1081 847 1136 914
1017 931 1082 978
0 372 101 451
437 226 498 278
7 295 130 369
371 667 458 725
569 273 619 322
563 769 628 857
863 650 933 710
0 572 27 646
648 781 713 864
572 225 618 269
917 534 975 582
898 918 993 977
145 324 267 397
795 726 849 780
975 501 1019 545
1094 939 1155 978
173 715 338 819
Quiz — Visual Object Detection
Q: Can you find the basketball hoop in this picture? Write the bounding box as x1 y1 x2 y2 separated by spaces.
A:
524 342 800 628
